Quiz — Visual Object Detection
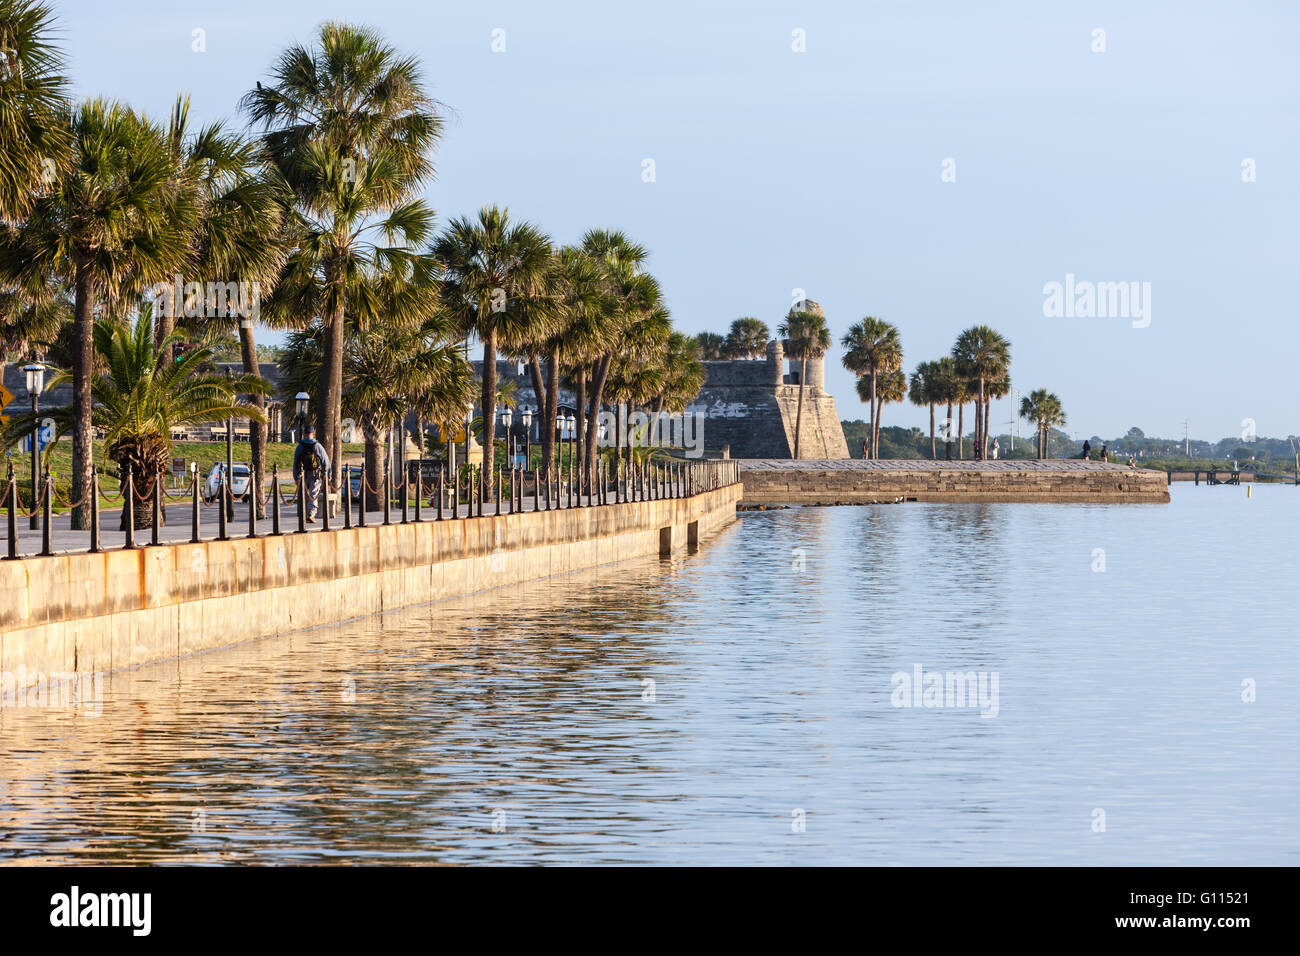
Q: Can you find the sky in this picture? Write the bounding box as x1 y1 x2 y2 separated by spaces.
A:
53 0 1300 443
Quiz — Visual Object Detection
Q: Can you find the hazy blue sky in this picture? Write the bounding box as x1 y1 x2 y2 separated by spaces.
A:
55 0 1298 443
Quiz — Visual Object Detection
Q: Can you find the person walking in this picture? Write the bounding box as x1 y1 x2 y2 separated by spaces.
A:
293 424 331 523
991 438 1000 460
1082 440 1092 461
1100 444 1109 462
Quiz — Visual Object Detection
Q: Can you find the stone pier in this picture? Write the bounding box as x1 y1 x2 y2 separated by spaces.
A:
738 459 1170 504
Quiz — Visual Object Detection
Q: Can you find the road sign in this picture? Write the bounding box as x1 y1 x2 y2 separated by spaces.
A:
0 383 13 425
38 417 54 443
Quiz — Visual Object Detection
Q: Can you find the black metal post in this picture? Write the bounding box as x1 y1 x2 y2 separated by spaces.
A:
270 466 282 536
342 466 352 529
40 468 52 556
151 469 162 546
5 465 17 560
90 470 101 553
296 475 306 533
413 468 422 523
248 467 259 539
217 470 228 541
401 471 409 524
436 468 444 521
452 466 460 519
383 469 392 525
191 471 201 542
320 476 330 532
123 470 136 550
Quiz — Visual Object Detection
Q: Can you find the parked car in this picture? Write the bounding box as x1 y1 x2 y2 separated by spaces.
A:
204 462 251 501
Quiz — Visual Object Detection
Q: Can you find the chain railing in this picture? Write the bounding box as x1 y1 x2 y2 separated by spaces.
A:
1 454 740 561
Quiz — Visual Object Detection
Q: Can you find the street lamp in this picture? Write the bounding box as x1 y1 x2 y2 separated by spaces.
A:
225 367 236 518
294 391 309 439
564 413 576 469
22 363 44 530
501 407 514 467
521 405 533 468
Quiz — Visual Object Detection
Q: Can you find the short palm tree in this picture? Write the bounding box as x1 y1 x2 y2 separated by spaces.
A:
724 317 769 359
0 99 198 529
1020 389 1067 459
778 308 832 460
0 0 70 223
243 21 443 487
6 313 265 530
694 331 726 360
433 205 554 489
841 316 902 459
952 325 1011 461
0 288 65 383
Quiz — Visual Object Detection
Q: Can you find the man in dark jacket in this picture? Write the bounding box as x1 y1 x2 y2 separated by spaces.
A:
293 424 331 522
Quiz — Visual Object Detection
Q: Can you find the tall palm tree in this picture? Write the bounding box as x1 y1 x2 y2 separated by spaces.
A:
777 307 831 461
952 325 1011 461
0 99 198 529
724 317 769 359
694 331 726 360
0 0 70 224
841 316 902 459
908 360 941 460
983 370 1011 458
243 21 443 487
162 98 288 516
927 356 960 460
579 229 660 480
433 205 554 490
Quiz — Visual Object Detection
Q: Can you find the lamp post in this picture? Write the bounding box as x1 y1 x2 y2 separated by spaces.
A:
501 407 514 468
565 413 576 469
22 363 44 530
521 406 533 469
224 367 236 519
294 391 309 440
464 402 474 508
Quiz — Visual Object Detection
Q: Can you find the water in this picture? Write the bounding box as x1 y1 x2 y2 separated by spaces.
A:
2 484 1296 865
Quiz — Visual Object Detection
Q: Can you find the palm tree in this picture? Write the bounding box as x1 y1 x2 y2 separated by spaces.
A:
724 317 769 359
0 288 65 384
5 313 265 529
243 21 444 487
908 361 941 460
162 97 288 516
0 0 70 224
926 356 960 460
777 307 831 461
952 325 1011 461
841 316 902 459
1020 389 1067 459
578 229 661 480
433 206 554 491
0 99 198 529
693 331 726 360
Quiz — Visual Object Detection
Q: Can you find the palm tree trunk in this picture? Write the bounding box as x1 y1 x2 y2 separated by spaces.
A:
528 355 552 475
238 322 266 519
155 310 175 369
945 401 953 460
319 277 346 489
544 347 560 478
70 255 94 531
957 403 965 460
575 371 587 488
793 354 807 460
362 416 384 512
975 379 986 460
481 330 497 498
870 370 879 459
929 403 936 459
584 354 612 482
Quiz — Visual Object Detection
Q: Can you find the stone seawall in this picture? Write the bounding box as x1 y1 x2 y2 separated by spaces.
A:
739 460 1170 504
0 484 741 689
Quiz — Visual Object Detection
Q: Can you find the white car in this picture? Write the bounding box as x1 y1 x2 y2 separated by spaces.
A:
204 463 252 501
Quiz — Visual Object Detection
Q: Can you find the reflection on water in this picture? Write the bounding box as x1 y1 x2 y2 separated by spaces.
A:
1 485 1297 864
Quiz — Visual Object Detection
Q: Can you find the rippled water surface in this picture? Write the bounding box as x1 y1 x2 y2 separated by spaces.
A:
2 485 1296 864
